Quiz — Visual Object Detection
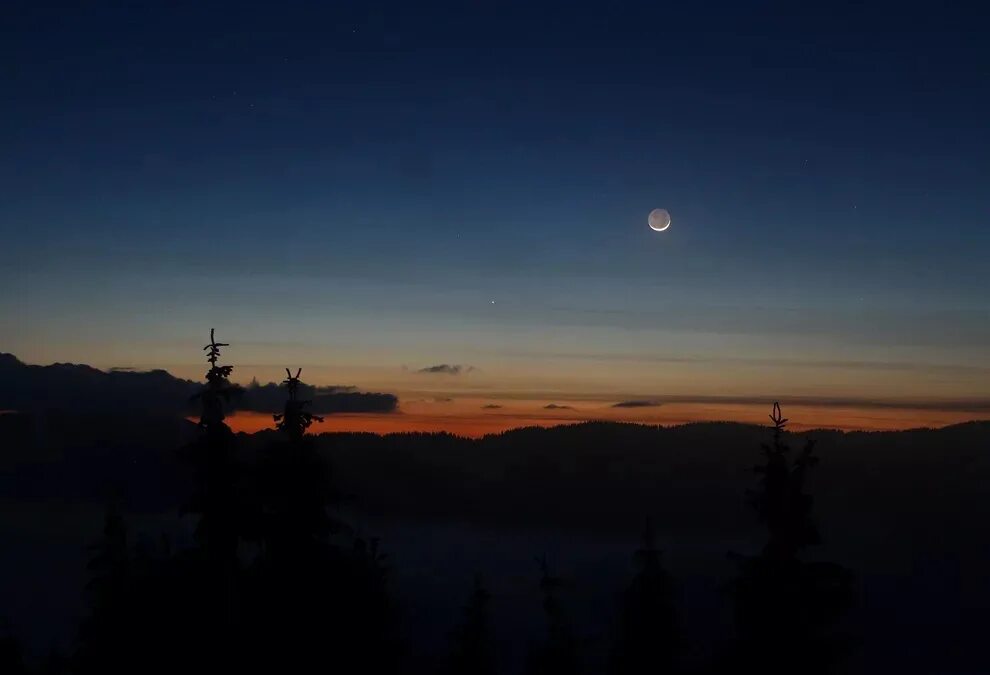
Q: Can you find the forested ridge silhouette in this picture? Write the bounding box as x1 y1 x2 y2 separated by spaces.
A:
1 334 988 673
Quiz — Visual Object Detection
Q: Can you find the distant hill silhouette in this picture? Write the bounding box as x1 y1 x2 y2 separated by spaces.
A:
4 399 988 536
293 420 990 539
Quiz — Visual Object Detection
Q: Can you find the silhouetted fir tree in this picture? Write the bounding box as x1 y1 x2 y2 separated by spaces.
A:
609 519 680 675
726 402 855 675
181 329 251 562
247 366 332 671
84 500 129 613
74 499 214 675
73 500 129 673
273 367 324 442
447 574 495 675
244 367 400 674
260 368 335 562
36 648 69 675
0 625 27 675
526 556 581 675
174 330 256 670
196 328 236 430
749 403 821 561
340 533 401 669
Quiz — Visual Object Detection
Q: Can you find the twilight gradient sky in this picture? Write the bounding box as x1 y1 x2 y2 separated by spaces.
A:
2 2 989 431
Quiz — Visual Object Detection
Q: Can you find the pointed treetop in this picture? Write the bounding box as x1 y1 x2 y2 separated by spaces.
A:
273 366 323 438
769 401 788 430
282 367 304 400
203 328 230 366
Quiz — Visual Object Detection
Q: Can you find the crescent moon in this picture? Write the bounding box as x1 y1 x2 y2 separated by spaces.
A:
648 208 671 232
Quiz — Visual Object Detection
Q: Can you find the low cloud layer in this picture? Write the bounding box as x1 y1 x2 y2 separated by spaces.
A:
612 400 663 408
481 404 503 409
543 403 573 410
0 353 398 417
417 364 474 375
238 381 397 414
0 353 198 416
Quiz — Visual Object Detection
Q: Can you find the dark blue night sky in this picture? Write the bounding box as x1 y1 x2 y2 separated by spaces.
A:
2 1 988 422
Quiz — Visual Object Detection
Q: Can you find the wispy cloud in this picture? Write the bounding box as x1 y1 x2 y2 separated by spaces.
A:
481 404 503 409
609 394 990 413
464 388 990 413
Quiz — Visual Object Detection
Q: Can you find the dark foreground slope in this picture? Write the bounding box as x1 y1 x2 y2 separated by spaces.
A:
2 412 988 673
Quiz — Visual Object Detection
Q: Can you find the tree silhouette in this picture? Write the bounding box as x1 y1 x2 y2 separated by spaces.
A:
448 574 495 675
195 328 237 430
84 500 129 616
526 556 581 675
749 402 821 560
180 330 252 560
610 518 680 675
72 332 251 675
728 402 855 675
175 330 256 670
74 500 214 675
243 365 399 674
259 367 336 563
273 368 324 442
73 500 129 673
341 533 400 669
0 624 27 675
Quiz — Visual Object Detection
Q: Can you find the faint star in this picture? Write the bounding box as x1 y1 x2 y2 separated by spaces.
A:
490 299 496 305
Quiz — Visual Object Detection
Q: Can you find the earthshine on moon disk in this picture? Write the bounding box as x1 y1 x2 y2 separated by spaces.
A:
648 208 671 232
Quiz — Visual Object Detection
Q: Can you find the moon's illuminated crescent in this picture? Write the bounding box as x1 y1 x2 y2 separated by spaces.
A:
648 208 671 232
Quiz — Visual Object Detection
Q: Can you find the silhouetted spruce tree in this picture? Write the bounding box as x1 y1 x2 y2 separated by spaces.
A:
248 366 333 672
259 368 334 563
610 519 680 675
341 533 401 669
0 624 27 675
526 556 581 675
182 329 249 555
245 367 399 674
749 403 821 560
181 329 257 558
73 500 130 673
273 367 324 442
36 648 69 675
447 574 495 675
727 402 854 675
175 329 255 669
74 499 210 675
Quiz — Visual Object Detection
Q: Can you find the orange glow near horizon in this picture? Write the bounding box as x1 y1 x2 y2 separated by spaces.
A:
220 398 989 438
